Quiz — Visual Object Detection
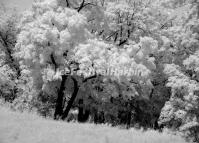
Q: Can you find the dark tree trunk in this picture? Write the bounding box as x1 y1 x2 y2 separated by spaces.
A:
61 76 79 120
78 99 90 122
126 102 132 129
54 75 68 120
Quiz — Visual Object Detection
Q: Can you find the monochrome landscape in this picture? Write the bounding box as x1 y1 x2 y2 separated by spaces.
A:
0 0 199 142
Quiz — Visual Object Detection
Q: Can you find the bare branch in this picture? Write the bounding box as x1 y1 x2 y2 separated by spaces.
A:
76 0 97 12
65 0 70 7
118 39 127 46
83 74 97 83
50 53 58 71
105 30 119 41
77 0 85 12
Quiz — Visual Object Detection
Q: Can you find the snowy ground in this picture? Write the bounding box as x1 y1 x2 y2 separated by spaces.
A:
0 107 188 143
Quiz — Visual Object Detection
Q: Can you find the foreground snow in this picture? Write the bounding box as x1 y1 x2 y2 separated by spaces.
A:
0 107 188 143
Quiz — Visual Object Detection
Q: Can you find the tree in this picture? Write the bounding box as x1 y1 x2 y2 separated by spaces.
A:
14 0 159 122
158 0 199 142
0 3 20 102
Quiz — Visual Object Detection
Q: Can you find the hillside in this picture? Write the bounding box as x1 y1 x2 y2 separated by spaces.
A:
0 107 188 143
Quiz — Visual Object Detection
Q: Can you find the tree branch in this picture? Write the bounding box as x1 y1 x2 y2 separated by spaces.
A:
77 0 85 12
76 0 97 12
83 74 97 83
118 39 127 46
105 31 119 41
65 0 70 7
50 53 58 71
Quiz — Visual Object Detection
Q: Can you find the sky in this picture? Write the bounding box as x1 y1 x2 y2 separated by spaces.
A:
1 0 33 12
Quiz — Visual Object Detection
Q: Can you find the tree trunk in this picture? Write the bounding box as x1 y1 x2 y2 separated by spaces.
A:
60 75 97 120
54 75 68 120
61 76 79 120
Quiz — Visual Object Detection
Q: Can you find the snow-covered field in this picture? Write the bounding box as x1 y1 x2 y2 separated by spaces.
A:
0 107 188 143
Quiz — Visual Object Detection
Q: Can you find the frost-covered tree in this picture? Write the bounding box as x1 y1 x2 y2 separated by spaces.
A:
14 0 159 121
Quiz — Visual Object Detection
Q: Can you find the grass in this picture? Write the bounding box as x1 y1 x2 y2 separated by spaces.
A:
0 106 189 143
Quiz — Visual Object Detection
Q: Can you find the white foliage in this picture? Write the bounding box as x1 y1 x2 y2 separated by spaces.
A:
15 0 90 91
